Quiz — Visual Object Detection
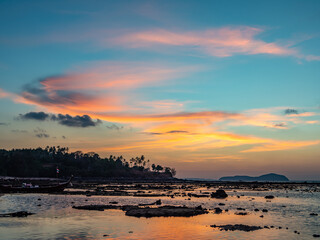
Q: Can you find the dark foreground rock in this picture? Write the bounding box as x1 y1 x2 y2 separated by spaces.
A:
73 204 208 218
265 195 275 199
0 211 34 217
211 189 228 199
72 204 124 211
211 224 262 232
125 206 208 218
138 200 162 206
214 207 223 214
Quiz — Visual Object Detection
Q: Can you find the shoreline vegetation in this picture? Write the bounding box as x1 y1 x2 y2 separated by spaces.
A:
0 146 176 179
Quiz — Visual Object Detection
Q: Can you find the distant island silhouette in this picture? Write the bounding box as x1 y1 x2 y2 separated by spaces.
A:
219 173 289 182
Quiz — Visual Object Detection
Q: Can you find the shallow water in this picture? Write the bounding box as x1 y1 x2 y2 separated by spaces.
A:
0 187 319 239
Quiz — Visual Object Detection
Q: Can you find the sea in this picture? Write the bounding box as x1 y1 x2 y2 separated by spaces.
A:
0 184 319 240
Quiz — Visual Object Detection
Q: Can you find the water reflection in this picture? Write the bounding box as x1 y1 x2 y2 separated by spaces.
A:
0 187 319 239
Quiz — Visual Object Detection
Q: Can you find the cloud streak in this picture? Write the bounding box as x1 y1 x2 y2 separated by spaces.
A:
109 27 298 58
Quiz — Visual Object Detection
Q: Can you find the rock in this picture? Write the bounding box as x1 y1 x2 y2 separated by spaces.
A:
235 212 248 215
38 198 41 201
211 189 228 199
310 213 318 216
254 209 259 211
260 215 264 218
313 234 320 238
211 224 262 232
214 208 223 214
218 203 225 206
188 193 210 198
138 200 162 206
0 211 34 217
262 209 268 212
125 206 208 218
265 195 275 199
109 201 118 204
237 208 245 211
103 234 109 237
72 204 122 211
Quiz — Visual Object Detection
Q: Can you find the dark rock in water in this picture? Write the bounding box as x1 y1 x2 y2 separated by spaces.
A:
313 234 320 238
214 207 223 214
260 215 264 218
109 201 118 204
218 203 225 206
72 204 121 211
38 198 41 201
265 195 275 199
125 206 208 218
103 234 109 237
237 208 245 211
235 212 248 215
211 224 262 232
310 213 318 216
211 189 228 199
262 209 268 212
0 211 34 217
219 173 289 182
188 193 210 198
138 200 162 206
254 209 259 211
195 205 203 210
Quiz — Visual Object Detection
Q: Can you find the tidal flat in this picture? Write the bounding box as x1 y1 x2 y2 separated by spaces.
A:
0 181 319 240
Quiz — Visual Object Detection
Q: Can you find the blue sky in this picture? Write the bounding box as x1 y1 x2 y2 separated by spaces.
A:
0 0 320 180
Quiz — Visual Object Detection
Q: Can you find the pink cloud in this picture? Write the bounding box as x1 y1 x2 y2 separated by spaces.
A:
0 88 10 98
40 62 195 91
109 27 296 57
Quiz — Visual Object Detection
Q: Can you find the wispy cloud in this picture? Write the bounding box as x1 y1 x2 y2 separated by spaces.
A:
15 62 196 115
107 27 316 59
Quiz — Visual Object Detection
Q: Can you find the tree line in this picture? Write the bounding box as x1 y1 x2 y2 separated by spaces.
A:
0 146 176 178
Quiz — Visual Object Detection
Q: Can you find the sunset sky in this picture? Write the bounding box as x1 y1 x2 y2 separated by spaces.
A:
0 0 319 180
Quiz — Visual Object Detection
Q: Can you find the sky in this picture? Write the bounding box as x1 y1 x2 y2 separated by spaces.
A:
0 0 319 180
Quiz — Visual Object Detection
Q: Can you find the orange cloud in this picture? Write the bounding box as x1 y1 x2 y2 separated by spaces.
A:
0 88 16 99
110 27 296 57
41 62 192 91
